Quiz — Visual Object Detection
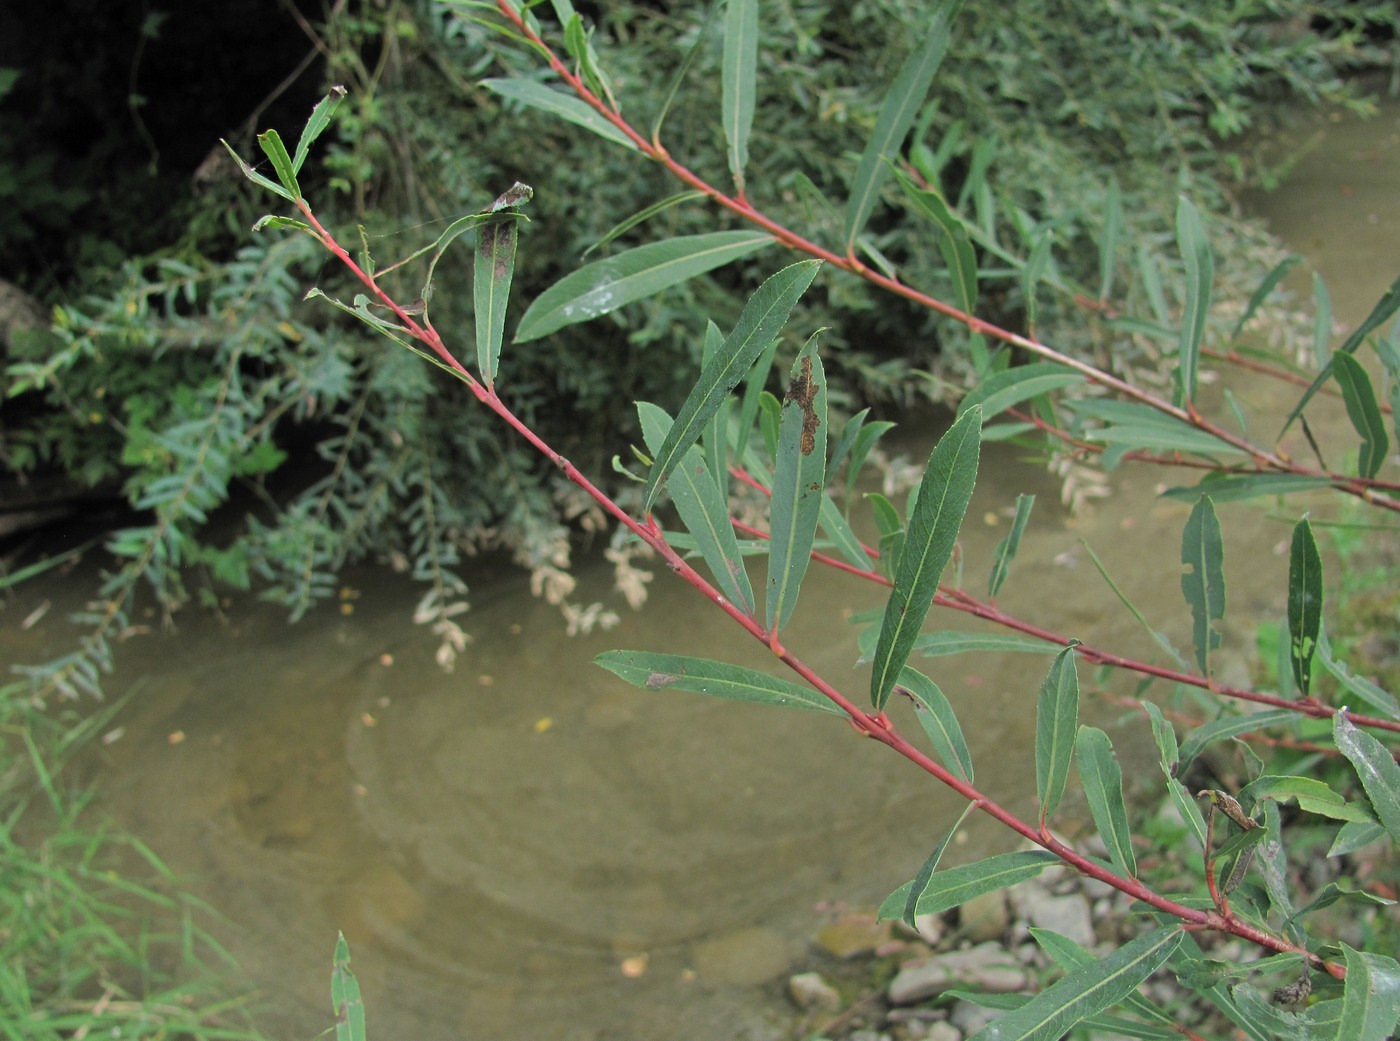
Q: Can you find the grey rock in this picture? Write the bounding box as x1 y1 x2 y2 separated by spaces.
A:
1025 892 1096 948
949 999 1003 1037
788 971 841 1011
959 889 1010 943
888 942 1029 1005
925 1021 962 1041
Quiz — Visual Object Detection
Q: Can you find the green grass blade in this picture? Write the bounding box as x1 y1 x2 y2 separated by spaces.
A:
721 0 757 193
869 405 981 710
515 230 775 341
480 77 638 150
1035 644 1080 823
637 403 755 615
292 85 347 175
1279 272 1400 436
960 363 1083 423
332 933 366 1041
1180 494 1225 678
1076 726 1137 878
642 259 820 512
595 650 844 715
257 128 300 200
966 925 1182 1041
1338 945 1400 1041
474 216 519 387
1175 195 1213 406
899 666 973 783
877 850 1058 921
987 493 1034 599
766 335 827 633
1334 711 1400 843
1287 516 1323 696
843 0 965 253
1333 350 1390 478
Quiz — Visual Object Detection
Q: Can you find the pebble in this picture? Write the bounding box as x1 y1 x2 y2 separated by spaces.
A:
958 889 1010 943
1025 892 1096 948
788 971 842 1011
949 998 1003 1037
814 910 894 958
888 942 1029 1005
924 1021 962 1041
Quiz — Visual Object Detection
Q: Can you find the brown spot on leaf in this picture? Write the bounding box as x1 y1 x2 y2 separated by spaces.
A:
784 355 821 456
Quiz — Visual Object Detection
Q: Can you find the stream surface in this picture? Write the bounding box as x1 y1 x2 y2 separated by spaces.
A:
8 95 1399 1041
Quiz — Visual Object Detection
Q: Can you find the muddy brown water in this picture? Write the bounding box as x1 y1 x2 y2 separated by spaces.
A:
7 97 1399 1040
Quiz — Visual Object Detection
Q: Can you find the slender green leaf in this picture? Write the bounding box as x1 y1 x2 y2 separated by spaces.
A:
1280 272 1400 436
1099 176 1122 302
1141 700 1179 777
1177 710 1297 775
1076 726 1137 877
987 493 1035 599
257 128 300 200
1338 944 1400 1041
1030 928 1176 1029
1229 255 1301 343
843 0 965 252
1317 630 1400 722
475 216 519 386
1023 229 1053 333
1334 711 1400 842
733 336 779 464
595 650 844 715
1035 644 1080 822
829 407 869 479
721 0 757 192
877 850 1058 921
643 260 820 512
582 190 706 259
869 406 982 710
965 925 1182 1041
481 77 638 150
1175 195 1213 406
1330 820 1386 857
1068 399 1247 461
1181 495 1225 677
701 321 730 490
1291 879 1393 917
899 666 973 782
915 630 1059 658
649 0 713 143
292 85 348 174
959 364 1083 423
1080 539 1191 671
560 8 618 111
819 491 876 572
1287 516 1323 696
516 230 775 341
1333 350 1390 478
899 805 975 929
637 403 755 615
845 418 896 506
332 933 366 1041
1314 272 1335 368
766 335 828 633
1168 777 1210 853
892 165 978 313
1160 472 1334 503
223 138 294 200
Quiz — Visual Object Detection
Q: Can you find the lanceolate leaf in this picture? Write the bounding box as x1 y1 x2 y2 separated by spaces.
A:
1332 350 1390 478
1180 495 1225 677
515 231 775 341
1076 726 1137 877
1099 176 1122 302
481 77 638 150
766 336 828 633
987 492 1034 599
899 666 973 782
877 850 1058 921
475 217 518 386
332 933 366 1041
1175 195 1213 406
292 86 348 175
1035 644 1080 823
958 364 1083 424
1030 928 1175 1029
964 925 1182 1041
1334 711 1400 842
257 128 300 201
869 406 982 710
1287 516 1322 696
1280 272 1400 436
1229 255 1301 343
1160 473 1334 503
1317 630 1400 722
843 0 966 253
595 650 844 715
637 403 755 615
1338 944 1400 1041
899 807 973 929
721 0 757 193
916 631 1058 657
642 260 820 513
1177 709 1297 776
892 165 978 313
819 492 875 572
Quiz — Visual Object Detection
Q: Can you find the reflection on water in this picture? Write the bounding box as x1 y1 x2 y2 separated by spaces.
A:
9 96 1398 1040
